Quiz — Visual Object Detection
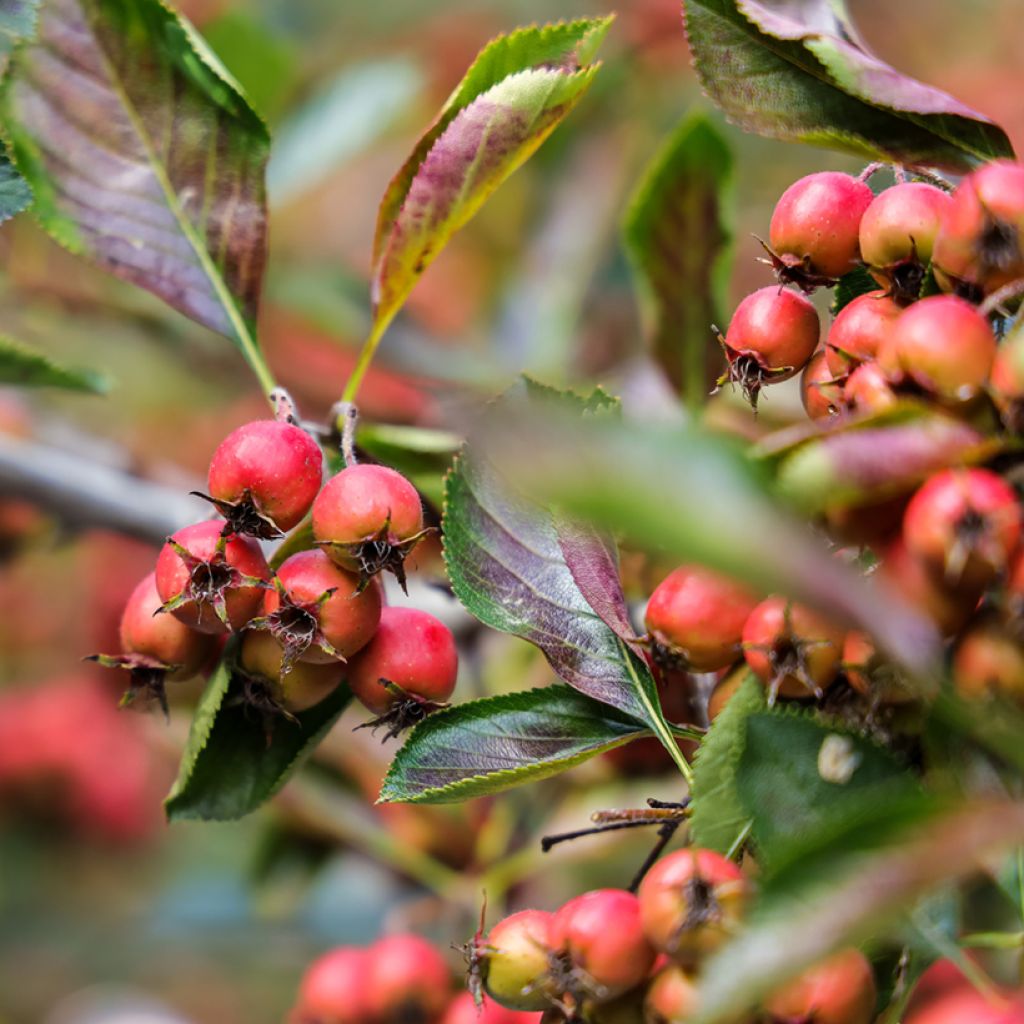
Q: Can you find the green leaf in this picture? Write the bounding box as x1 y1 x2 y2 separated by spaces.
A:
831 265 877 315
681 0 1013 171
735 709 927 876
689 671 764 852
623 111 733 407
165 655 352 822
443 382 690 778
691 800 1024 1024
0 333 106 392
370 16 612 338
0 0 38 76
379 685 651 805
0 143 31 223
1 0 275 392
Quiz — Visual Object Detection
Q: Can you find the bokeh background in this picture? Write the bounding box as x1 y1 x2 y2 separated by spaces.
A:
0 0 1020 1021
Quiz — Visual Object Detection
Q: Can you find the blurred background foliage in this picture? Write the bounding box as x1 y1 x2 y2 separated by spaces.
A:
0 0 1021 1021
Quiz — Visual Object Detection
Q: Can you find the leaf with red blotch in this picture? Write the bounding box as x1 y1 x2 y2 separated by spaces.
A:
0 0 271 384
682 0 1014 171
370 16 613 339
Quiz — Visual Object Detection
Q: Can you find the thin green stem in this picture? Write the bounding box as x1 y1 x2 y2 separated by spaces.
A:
726 819 752 861
343 316 390 404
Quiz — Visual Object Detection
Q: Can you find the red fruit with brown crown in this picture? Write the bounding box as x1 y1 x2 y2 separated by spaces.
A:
363 934 451 1024
480 910 557 1012
238 631 345 714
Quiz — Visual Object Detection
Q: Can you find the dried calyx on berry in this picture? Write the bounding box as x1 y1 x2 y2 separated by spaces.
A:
313 463 431 592
88 573 217 715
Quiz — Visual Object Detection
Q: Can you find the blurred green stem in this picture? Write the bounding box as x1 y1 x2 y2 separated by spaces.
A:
343 315 390 403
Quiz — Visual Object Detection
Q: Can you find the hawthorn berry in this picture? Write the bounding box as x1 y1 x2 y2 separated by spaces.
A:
363 933 452 1024
292 946 371 1024
202 418 323 538
251 549 382 668
766 171 874 286
707 672 743 722
762 949 876 1024
842 632 914 705
348 606 458 738
933 159 1024 295
549 889 656 1001
441 992 538 1024
859 182 952 300
313 464 426 591
902 468 1022 589
842 361 898 415
825 291 904 376
742 597 844 700
990 327 1024 433
823 494 908 548
644 566 759 673
89 572 217 713
717 286 820 408
637 848 751 964
239 631 345 714
879 296 996 401
155 520 270 634
801 350 844 421
905 987 1024 1024
952 611 1024 705
479 910 556 1012
645 964 699 1024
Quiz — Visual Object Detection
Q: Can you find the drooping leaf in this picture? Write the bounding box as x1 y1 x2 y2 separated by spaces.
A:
0 334 106 392
623 111 733 406
379 685 650 805
735 709 929 875
0 143 31 223
689 670 764 853
165 655 351 822
681 0 1014 170
1 0 274 390
370 16 612 338
443 382 689 776
691 801 1024 1024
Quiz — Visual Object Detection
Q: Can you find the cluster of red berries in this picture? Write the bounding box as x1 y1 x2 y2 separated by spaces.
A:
90 400 458 733
472 849 874 1024
716 160 1024 416
291 933 535 1024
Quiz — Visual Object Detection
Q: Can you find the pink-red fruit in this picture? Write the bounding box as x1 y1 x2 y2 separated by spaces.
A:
442 993 538 1024
207 419 323 536
843 361 897 415
763 949 877 1024
637 848 751 964
801 350 843 421
363 934 451 1024
239 631 345 713
825 291 904 376
645 566 759 673
292 946 371 1024
645 965 700 1024
155 520 269 634
768 172 874 281
952 611 1024 705
550 889 656 999
482 910 556 1012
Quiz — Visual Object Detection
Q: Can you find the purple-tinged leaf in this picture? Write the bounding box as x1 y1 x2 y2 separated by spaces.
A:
682 0 1013 171
0 0 274 391
623 112 733 407
369 17 612 340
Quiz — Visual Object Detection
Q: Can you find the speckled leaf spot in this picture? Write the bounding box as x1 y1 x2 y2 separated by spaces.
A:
681 0 1013 170
0 0 272 384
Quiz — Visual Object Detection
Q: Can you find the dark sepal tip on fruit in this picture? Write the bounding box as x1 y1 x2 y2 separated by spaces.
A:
224 671 301 747
85 653 174 719
317 523 436 595
755 236 840 293
353 679 449 742
245 580 343 673
189 488 285 541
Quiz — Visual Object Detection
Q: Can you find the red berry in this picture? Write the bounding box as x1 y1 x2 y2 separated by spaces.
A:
763 949 876 1024
902 468 1021 589
239 631 344 713
906 988 1024 1024
859 183 952 299
990 327 1024 434
481 910 556 1012
313 464 425 589
952 611 1024 705
842 361 898 415
801 350 844 421
825 291 904 376
708 672 743 722
645 566 759 673
550 889 656 1000
768 172 874 282
742 597 843 700
155 520 270 634
206 419 323 537
719 287 820 408
256 549 382 667
842 632 914 705
934 160 1024 295
364 934 451 1024
645 964 700 1024
442 992 538 1024
347 606 457 736
293 946 371 1024
637 848 751 964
